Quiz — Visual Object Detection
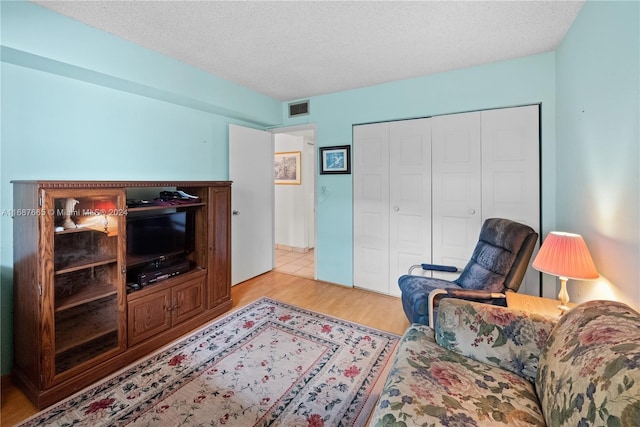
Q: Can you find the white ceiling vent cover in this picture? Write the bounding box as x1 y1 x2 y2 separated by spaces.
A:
288 100 310 117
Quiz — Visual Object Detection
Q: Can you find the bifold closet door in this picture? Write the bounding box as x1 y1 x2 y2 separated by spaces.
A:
431 111 482 280
388 119 432 296
430 106 540 289
354 105 540 296
353 119 432 296
353 123 390 294
481 105 540 295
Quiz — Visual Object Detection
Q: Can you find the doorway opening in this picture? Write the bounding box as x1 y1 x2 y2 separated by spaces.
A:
271 126 316 279
274 247 315 279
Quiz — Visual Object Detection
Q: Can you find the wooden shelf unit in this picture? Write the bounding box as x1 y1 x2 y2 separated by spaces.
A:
55 297 118 355
55 282 117 312
127 201 206 213
11 180 232 409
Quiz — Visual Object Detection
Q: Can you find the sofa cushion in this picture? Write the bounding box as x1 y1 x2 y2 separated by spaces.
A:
436 298 557 382
536 300 640 426
371 324 545 426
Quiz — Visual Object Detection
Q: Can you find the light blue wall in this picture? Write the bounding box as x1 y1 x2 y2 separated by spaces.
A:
0 1 282 375
283 54 557 287
0 1 281 125
555 0 640 308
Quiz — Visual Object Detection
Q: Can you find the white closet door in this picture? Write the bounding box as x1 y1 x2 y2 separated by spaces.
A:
353 123 390 293
431 112 482 279
481 105 540 295
388 119 432 296
353 106 540 296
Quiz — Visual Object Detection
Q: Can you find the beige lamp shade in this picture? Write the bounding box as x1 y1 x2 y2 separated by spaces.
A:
533 232 599 280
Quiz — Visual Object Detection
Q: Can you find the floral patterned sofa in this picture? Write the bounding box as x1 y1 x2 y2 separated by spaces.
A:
370 298 640 426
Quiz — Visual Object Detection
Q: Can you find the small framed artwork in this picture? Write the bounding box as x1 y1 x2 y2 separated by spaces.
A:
319 145 351 174
274 151 301 185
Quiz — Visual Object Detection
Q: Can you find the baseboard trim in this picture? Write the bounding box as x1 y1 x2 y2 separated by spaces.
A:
275 244 310 254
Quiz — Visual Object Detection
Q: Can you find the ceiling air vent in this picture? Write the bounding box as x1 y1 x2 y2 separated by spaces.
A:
288 100 310 117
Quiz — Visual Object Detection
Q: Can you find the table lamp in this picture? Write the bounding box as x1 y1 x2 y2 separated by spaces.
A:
532 231 599 311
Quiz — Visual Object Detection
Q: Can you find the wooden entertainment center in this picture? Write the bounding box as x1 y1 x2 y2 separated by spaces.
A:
11 180 232 409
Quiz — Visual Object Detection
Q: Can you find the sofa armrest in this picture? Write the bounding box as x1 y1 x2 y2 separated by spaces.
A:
434 298 557 382
427 289 507 328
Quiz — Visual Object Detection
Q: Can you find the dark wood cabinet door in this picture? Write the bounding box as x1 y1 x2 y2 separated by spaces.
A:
43 188 127 386
209 186 231 306
127 290 171 346
172 277 205 325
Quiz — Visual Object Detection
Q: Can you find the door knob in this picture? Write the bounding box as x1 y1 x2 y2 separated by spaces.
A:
469 209 476 215
393 205 399 212
233 210 240 215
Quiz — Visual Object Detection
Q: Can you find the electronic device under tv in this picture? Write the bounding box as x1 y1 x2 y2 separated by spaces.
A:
126 210 195 286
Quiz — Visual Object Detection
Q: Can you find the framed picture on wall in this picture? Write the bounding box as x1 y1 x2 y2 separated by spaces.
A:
274 151 301 185
319 145 351 174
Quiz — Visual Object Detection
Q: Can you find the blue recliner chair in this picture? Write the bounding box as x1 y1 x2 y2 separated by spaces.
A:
399 218 538 326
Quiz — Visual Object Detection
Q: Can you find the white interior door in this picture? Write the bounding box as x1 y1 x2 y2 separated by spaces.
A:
481 105 539 223
229 124 273 285
353 123 390 293
481 105 540 295
431 112 482 279
388 119 432 296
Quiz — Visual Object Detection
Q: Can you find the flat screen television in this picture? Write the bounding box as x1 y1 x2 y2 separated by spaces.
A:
126 211 195 267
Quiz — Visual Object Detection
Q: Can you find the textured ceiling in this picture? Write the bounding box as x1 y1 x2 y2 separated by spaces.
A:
32 1 585 101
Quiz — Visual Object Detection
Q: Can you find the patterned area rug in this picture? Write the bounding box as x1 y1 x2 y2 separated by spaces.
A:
20 297 399 427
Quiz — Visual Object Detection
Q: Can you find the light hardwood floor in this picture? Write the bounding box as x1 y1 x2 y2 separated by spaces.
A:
1 271 409 426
